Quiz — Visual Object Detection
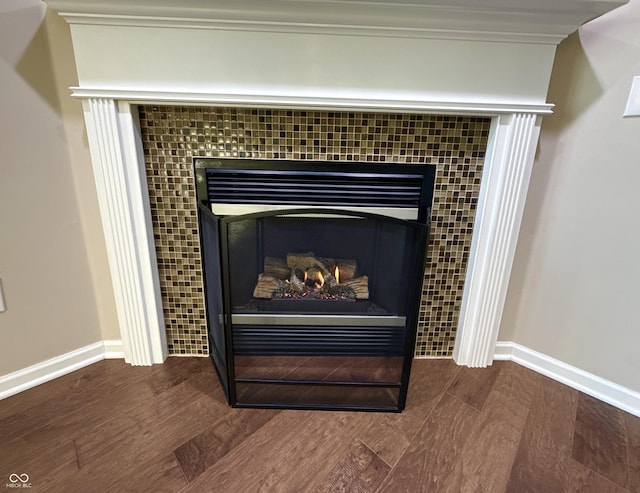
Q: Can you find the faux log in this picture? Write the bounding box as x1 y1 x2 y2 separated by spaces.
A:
263 257 290 280
305 267 324 287
253 274 285 299
289 267 305 292
323 273 338 289
254 255 365 299
341 275 369 299
335 259 357 282
286 253 332 274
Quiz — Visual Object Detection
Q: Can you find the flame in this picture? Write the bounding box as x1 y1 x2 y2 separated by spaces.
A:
317 271 324 287
334 265 340 284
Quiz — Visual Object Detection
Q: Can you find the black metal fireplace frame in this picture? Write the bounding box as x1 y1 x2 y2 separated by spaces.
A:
196 158 435 412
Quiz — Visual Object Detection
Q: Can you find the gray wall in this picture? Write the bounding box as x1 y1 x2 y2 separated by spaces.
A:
0 0 115 375
500 0 640 392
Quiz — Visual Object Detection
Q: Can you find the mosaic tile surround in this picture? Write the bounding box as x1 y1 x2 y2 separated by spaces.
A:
139 106 490 357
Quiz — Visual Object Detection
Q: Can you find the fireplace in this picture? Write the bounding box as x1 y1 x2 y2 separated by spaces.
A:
196 159 435 410
47 0 626 370
142 108 488 360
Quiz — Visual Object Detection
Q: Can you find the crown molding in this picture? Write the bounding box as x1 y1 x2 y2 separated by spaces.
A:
55 13 565 44
46 0 628 45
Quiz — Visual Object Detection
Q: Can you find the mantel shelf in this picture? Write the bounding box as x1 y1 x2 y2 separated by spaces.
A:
46 0 627 44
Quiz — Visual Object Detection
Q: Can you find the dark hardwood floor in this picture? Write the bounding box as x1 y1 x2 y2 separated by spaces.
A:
1 357 638 492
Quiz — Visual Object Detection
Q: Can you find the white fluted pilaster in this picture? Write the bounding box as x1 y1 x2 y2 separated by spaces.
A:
82 98 167 365
454 113 542 367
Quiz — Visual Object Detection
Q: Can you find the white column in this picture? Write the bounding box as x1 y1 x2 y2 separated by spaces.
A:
454 113 542 367
82 98 168 365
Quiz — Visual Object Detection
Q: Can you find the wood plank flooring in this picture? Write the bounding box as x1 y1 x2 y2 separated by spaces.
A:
1 357 638 492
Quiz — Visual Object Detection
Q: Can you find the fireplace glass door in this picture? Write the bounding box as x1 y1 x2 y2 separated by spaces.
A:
217 208 427 411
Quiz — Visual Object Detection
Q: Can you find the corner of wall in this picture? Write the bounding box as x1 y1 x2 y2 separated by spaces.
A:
494 341 640 418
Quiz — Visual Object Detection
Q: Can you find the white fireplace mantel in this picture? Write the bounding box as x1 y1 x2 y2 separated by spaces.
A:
47 0 626 366
47 0 626 44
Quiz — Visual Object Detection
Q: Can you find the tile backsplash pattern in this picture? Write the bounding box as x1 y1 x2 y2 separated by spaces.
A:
139 106 490 357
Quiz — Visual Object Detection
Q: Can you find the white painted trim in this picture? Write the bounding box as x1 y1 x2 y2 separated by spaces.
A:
69 88 555 116
454 113 542 367
493 341 514 361
82 98 168 365
494 341 640 418
57 12 566 44
48 0 626 45
623 75 640 117
103 339 125 359
117 101 168 363
0 342 111 400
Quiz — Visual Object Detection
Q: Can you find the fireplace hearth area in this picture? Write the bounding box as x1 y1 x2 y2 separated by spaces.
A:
140 107 489 362
195 158 434 410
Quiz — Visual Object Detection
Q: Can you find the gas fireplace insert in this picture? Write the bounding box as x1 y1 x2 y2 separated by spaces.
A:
196 158 435 411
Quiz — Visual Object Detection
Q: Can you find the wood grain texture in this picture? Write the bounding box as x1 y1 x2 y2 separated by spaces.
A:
0 368 157 467
108 453 187 493
446 361 503 410
180 409 365 492
234 356 348 406
234 355 311 380
377 392 479 492
0 359 143 440
174 408 278 482
323 356 404 384
235 356 405 414
313 439 390 493
629 467 640 493
147 355 214 395
568 459 629 493
623 410 640 493
1 439 79 492
439 362 543 493
235 356 402 384
356 358 461 467
0 359 135 420
27 359 222 492
73 371 223 466
1 358 639 493
573 392 629 489
505 376 578 493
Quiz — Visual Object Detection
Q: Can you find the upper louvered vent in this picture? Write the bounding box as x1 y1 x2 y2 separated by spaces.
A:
195 159 435 222
206 168 422 208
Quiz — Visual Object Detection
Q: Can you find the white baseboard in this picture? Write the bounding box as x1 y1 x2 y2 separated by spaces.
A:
493 341 516 361
495 341 640 418
0 340 124 400
103 339 125 359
